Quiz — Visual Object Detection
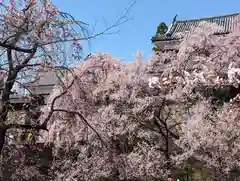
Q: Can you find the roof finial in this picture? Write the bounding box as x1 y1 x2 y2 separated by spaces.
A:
172 14 177 24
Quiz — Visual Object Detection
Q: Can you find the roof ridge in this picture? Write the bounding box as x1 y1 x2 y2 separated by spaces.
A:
176 13 240 23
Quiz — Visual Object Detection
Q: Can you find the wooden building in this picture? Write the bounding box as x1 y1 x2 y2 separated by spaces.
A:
152 13 240 51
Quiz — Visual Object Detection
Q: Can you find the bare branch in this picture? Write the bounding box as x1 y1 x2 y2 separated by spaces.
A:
42 0 136 46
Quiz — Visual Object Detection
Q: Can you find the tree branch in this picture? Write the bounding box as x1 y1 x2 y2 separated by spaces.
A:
0 42 36 53
7 48 13 70
41 0 135 46
41 68 75 127
53 108 107 147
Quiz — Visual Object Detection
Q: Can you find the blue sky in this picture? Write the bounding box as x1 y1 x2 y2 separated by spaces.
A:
53 0 240 62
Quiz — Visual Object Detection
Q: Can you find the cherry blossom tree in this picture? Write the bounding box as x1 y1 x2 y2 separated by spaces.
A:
0 1 237 180
40 21 240 181
0 0 134 180
149 21 240 180
40 51 185 181
169 22 240 180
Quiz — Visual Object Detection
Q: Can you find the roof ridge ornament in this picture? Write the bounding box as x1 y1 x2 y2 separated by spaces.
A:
172 14 178 25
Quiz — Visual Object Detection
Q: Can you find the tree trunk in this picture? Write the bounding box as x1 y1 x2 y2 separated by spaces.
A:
0 128 6 154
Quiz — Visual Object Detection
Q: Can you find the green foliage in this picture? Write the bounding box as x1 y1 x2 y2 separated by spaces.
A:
175 166 212 181
152 22 168 52
156 22 168 35
20 132 35 145
152 46 160 52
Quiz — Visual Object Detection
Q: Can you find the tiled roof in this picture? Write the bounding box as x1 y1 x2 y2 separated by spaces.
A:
152 13 240 42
